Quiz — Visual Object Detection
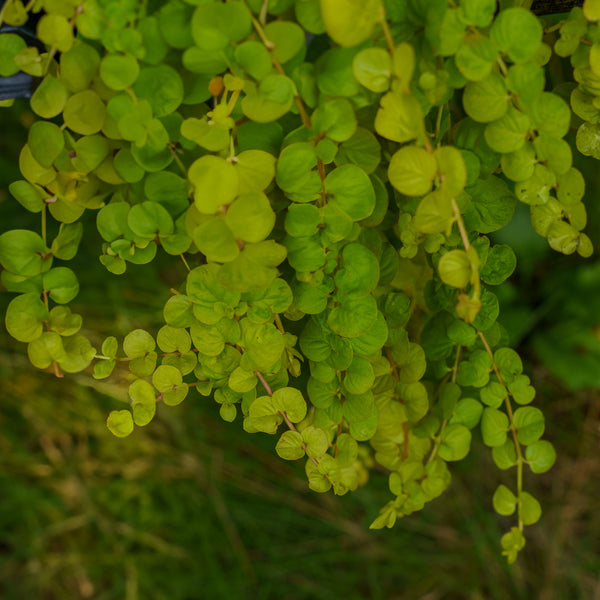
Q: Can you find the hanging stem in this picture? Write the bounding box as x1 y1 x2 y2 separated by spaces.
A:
379 5 396 55
478 331 525 530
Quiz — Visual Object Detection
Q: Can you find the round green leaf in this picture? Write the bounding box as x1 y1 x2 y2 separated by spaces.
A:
490 8 542 64
276 430 305 460
30 75 69 119
462 73 509 123
353 47 392 92
525 439 556 473
320 0 379 47
5 292 48 343
28 122 64 169
493 484 517 516
325 164 375 221
264 20 305 63
133 65 184 117
63 90 106 135
225 192 275 243
519 491 542 525
241 74 296 123
513 406 545 445
100 53 140 90
481 407 509 447
107 410 134 437
413 190 453 234
438 423 472 461
123 329 155 358
388 145 437 197
272 386 307 423
0 229 49 277
484 107 530 154
189 155 239 214
334 243 379 299
193 218 239 263
328 294 378 338
42 267 79 304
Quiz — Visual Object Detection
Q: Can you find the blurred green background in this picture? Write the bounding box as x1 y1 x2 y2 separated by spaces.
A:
1 97 600 600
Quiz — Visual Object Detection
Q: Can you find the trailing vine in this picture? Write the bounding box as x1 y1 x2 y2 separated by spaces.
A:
4 0 599 562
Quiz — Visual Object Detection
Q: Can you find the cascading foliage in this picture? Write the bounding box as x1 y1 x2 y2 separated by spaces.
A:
2 0 599 562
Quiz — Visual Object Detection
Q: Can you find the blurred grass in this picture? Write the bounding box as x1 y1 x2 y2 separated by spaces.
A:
1 100 600 600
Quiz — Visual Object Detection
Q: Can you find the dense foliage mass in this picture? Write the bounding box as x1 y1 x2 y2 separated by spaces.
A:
3 0 599 561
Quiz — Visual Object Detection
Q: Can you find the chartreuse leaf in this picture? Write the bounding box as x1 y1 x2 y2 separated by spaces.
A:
276 142 321 202
107 410 134 437
455 34 498 82
235 150 276 195
241 75 296 123
218 240 287 293
225 192 275 243
61 335 96 373
0 230 50 277
325 165 375 221
8 180 46 213
438 250 472 289
484 107 531 154
153 364 188 406
247 395 281 434
272 387 307 423
312 98 356 142
42 267 79 304
37 14 74 52
388 145 437 197
264 20 305 64
302 426 329 458
193 218 239 263
235 41 272 80
28 122 64 169
129 379 156 427
353 47 392 92
63 90 106 135
100 53 139 90
123 329 157 377
0 32 26 77
490 8 542 64
501 143 536 182
276 430 305 460
449 397 483 430
191 0 251 50
375 90 425 143
462 73 509 123
335 127 381 174
501 527 525 564
189 155 239 214
413 190 453 234
493 484 517 516
319 0 380 47
134 65 184 117
328 295 378 338
459 0 495 27
438 424 471 461
334 243 379 298
31 75 69 119
517 491 541 527
156 326 191 354
481 407 509 447
49 306 82 336
434 146 467 197
525 439 556 473
513 406 545 445
5 293 48 343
